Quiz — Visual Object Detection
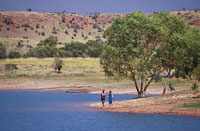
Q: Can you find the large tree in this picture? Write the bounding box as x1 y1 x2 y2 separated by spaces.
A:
153 12 200 94
100 11 198 97
101 12 163 97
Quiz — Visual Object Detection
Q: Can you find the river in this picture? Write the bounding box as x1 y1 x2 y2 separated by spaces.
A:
0 90 200 131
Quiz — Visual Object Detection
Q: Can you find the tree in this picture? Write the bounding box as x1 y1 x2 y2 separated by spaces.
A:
0 43 6 59
101 12 163 97
37 35 58 47
153 12 200 94
26 36 59 58
86 40 104 57
53 58 63 73
27 8 32 12
101 11 196 97
8 51 21 59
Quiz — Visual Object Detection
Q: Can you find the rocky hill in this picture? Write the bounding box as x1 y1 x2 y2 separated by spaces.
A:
0 10 200 54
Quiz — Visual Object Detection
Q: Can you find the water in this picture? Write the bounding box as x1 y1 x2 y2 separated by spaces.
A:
0 90 200 131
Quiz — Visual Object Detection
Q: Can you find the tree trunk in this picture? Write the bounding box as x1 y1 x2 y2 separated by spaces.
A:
162 68 171 95
133 78 140 96
143 58 174 95
140 69 145 98
162 74 168 95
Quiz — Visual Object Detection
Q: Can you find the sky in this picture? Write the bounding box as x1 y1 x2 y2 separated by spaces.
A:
0 0 200 15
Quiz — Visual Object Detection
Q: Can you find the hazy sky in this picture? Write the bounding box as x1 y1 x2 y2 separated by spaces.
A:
1 0 200 15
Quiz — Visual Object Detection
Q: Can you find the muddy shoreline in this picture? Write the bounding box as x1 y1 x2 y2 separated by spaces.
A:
1 78 200 117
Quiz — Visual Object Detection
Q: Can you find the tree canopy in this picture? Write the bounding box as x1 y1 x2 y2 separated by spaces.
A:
100 11 200 97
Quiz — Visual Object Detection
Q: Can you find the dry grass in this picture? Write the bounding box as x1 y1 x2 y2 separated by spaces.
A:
0 58 198 92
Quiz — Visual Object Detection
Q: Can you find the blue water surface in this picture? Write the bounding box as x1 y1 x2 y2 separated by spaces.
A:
0 90 200 131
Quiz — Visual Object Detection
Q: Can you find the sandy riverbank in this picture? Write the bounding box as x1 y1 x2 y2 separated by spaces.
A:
89 90 200 117
0 78 166 94
1 78 200 117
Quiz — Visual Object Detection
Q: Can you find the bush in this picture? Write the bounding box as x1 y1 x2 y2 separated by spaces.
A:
5 64 18 71
8 51 21 59
0 43 7 59
169 82 175 91
193 65 200 81
86 40 104 57
192 83 198 90
17 41 24 48
65 30 69 35
62 17 66 23
36 23 40 29
53 58 63 73
188 21 194 25
27 8 32 12
41 32 45 36
4 18 13 25
52 30 57 34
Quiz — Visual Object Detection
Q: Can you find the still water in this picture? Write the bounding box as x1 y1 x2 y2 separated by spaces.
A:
0 90 200 131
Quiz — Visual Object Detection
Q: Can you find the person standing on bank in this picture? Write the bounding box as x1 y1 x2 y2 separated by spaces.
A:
101 90 105 107
108 90 113 105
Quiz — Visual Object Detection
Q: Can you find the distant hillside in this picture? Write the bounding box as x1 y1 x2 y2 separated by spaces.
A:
0 10 200 54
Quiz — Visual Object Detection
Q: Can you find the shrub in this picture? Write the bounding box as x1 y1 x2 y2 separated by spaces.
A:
65 30 69 35
27 8 32 12
4 18 13 25
5 64 18 71
17 41 24 48
169 82 175 91
53 58 63 73
8 51 21 58
23 36 28 39
86 40 104 57
41 32 45 36
73 28 77 33
52 30 57 34
188 21 194 25
36 23 40 29
0 43 7 59
62 17 66 23
193 65 200 81
192 83 198 90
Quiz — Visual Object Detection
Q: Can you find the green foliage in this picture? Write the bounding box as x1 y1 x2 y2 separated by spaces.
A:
53 58 63 73
0 43 7 59
154 75 162 82
8 51 21 59
64 41 87 57
27 36 59 58
193 65 200 81
86 40 104 57
101 11 196 97
191 83 198 90
169 82 175 91
37 35 58 47
176 102 200 109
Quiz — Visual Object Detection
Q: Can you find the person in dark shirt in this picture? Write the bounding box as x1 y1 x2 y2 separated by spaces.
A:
101 90 105 107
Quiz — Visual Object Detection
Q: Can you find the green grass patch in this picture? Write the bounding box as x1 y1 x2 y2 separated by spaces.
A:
176 102 200 109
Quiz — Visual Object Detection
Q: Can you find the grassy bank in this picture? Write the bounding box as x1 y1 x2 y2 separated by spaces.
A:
0 58 198 93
